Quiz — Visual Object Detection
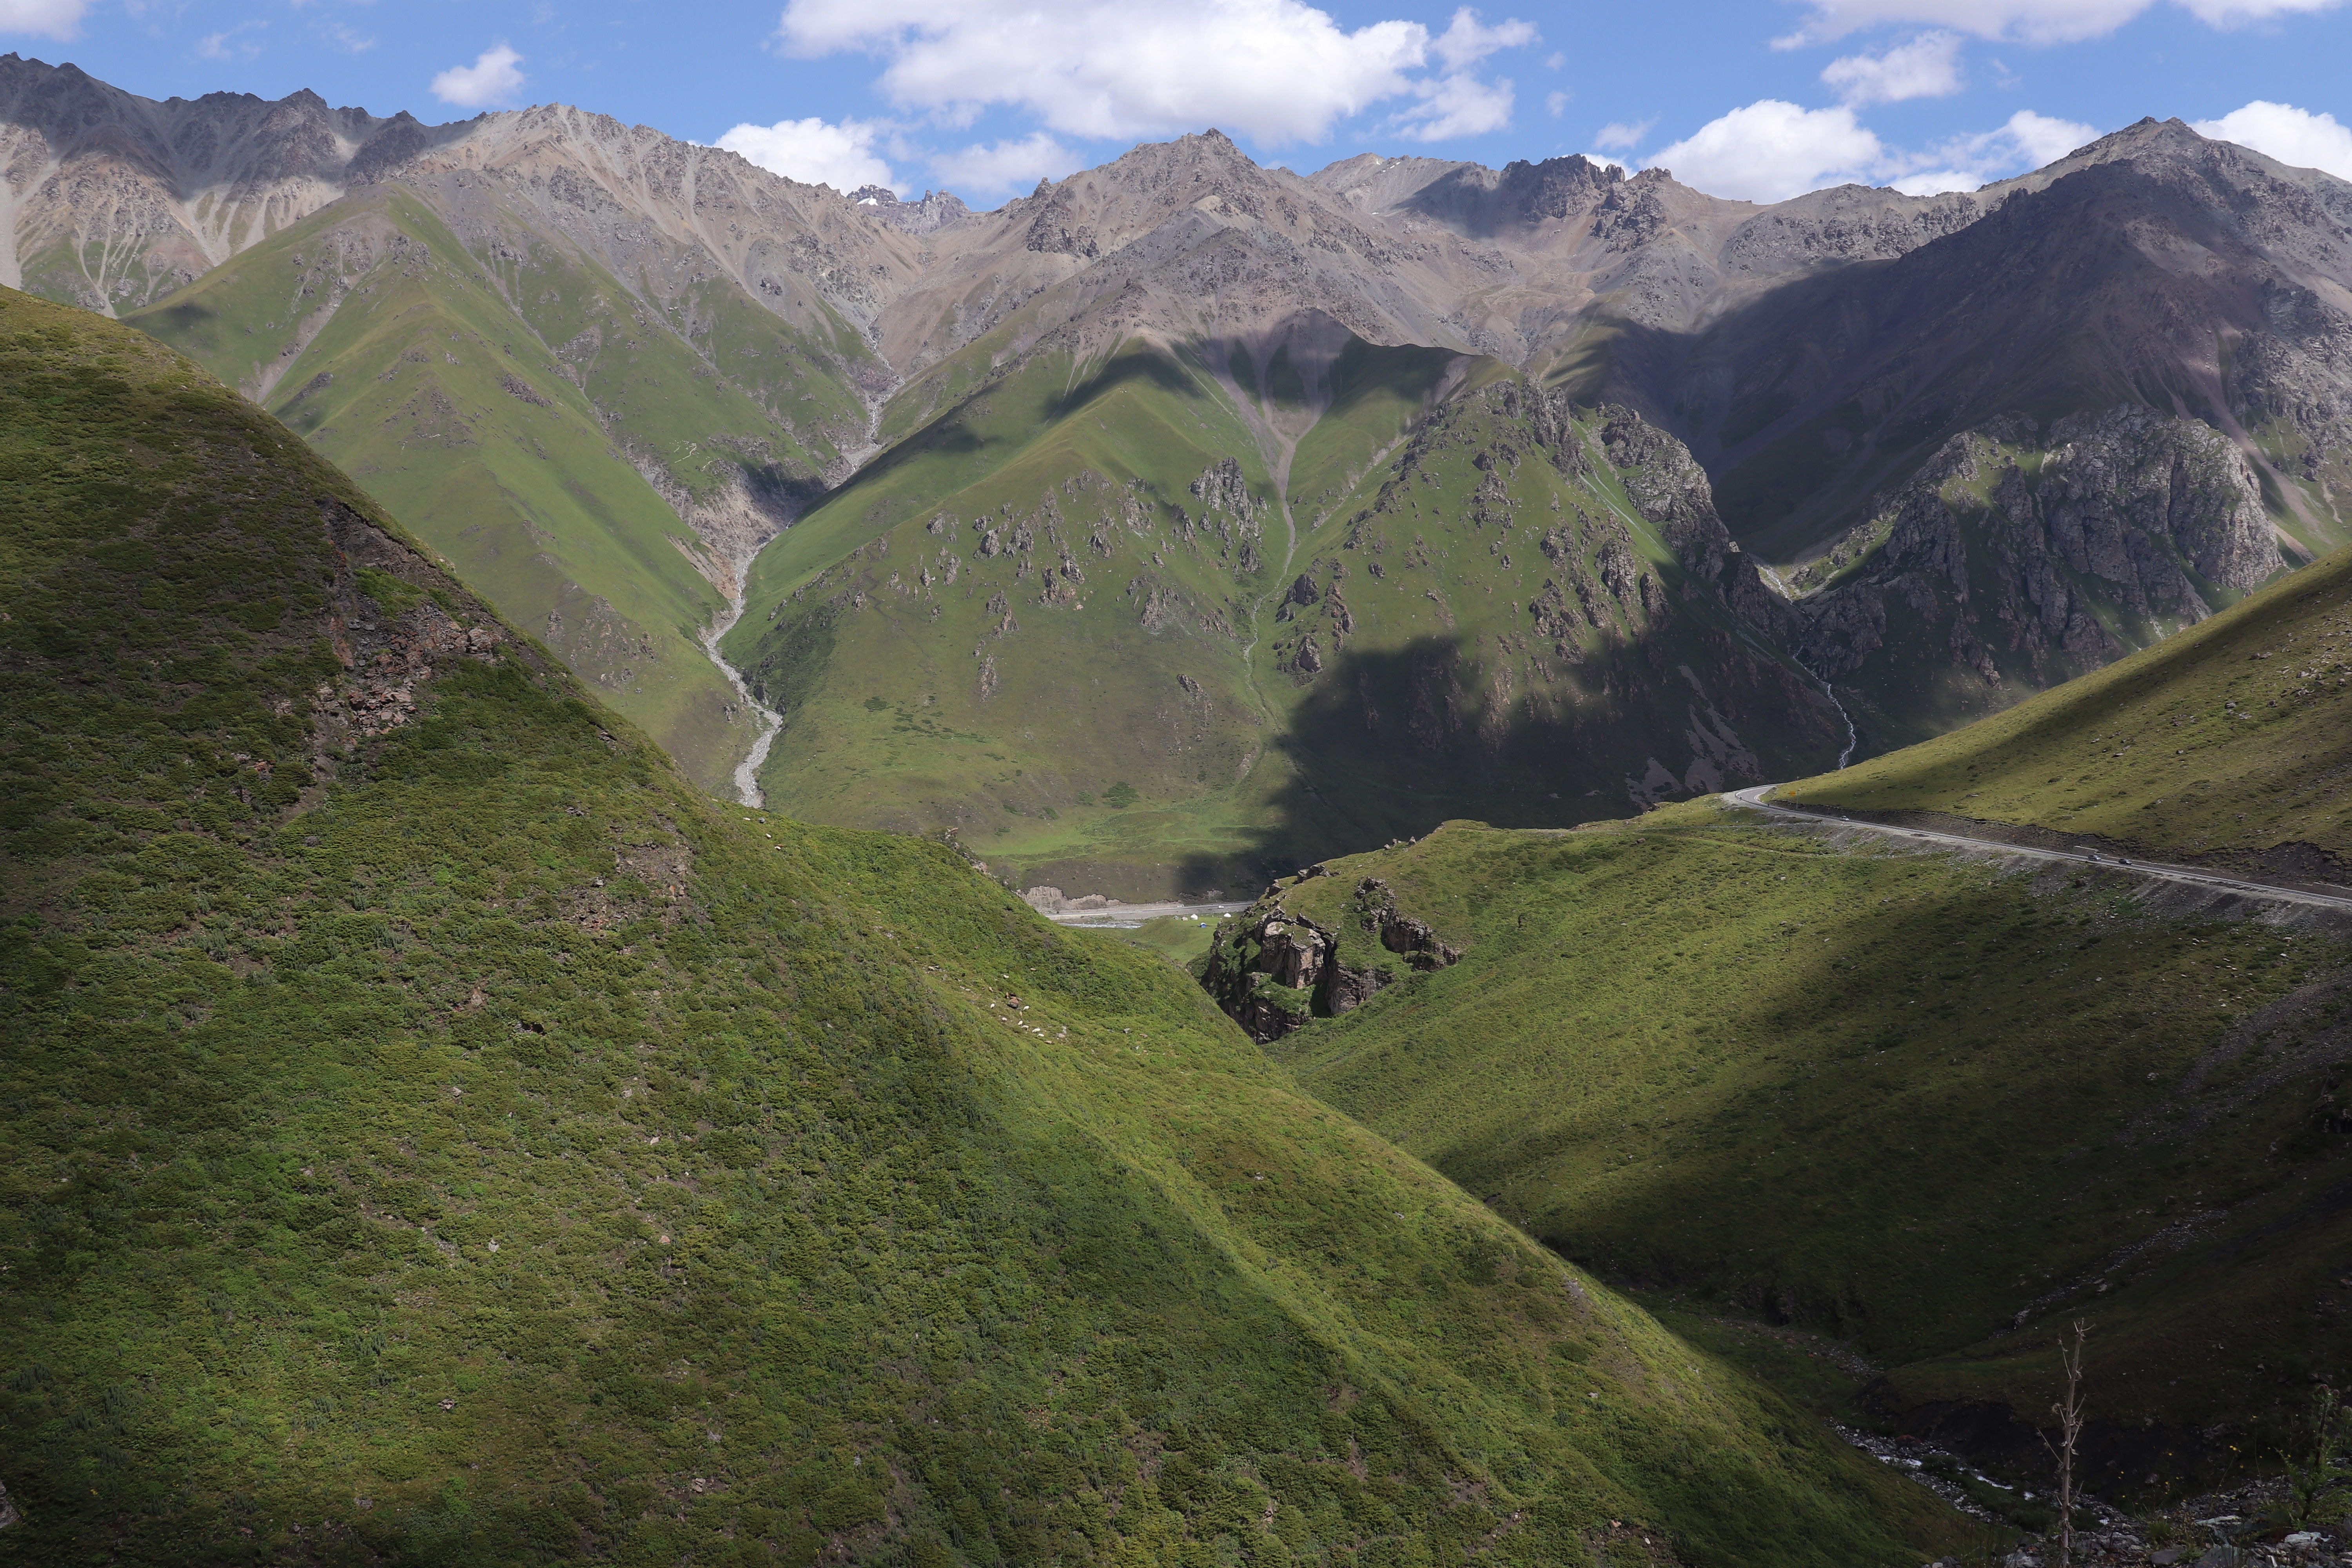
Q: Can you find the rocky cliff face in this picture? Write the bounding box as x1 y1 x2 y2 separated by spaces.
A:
1777 404 2282 749
1201 874 1462 1042
0 54 463 310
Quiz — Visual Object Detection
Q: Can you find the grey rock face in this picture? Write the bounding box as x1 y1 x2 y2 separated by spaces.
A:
1778 405 2279 742
1598 403 1735 579
0 54 476 310
848 184 972 234
2232 278 2352 513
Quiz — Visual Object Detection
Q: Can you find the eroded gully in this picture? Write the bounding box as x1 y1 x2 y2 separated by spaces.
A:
699 550 784 809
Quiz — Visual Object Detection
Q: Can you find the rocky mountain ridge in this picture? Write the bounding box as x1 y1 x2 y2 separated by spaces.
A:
13 53 2352 839
15 54 2347 549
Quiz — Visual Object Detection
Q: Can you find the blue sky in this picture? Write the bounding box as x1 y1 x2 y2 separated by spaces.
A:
6 0 2351 205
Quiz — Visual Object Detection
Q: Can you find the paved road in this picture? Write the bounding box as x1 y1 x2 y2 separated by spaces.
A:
1722 784 2352 915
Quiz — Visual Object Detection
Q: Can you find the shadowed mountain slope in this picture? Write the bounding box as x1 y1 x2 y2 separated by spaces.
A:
720 324 1844 898
1780 533 2352 878
0 287 1972 1565
1197 535 2352 1502
1205 800 2352 1507
1738 405 2290 755
1673 121 2352 557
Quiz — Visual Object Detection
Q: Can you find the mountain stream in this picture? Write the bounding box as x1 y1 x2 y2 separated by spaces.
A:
1754 564 1858 769
699 560 785 808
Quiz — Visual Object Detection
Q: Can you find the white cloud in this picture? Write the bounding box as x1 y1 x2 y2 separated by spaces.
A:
0 0 85 40
717 117 899 194
1821 30 1962 104
1777 0 2341 47
196 20 265 60
2193 100 2352 179
1640 100 2095 201
1544 91 1569 118
928 131 1077 196
1388 6 1532 140
431 44 528 110
1647 100 1882 203
2003 106 2099 163
775 0 1536 144
1394 71 1515 140
2176 0 2347 20
1882 109 2098 192
1592 117 1653 151
319 22 377 54
1430 6 1535 67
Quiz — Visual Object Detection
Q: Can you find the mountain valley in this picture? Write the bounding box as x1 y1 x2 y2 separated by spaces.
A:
14 44 2352 1564
1201 525 2352 1515
0 284 1987 1566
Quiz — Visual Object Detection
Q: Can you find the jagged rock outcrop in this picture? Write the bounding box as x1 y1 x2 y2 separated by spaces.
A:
848 184 972 234
1779 406 2282 743
1201 876 1461 1042
1597 403 1735 579
315 499 506 746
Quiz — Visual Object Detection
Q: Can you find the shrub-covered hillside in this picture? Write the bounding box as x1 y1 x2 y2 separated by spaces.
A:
0 287 1963 1565
721 330 1843 900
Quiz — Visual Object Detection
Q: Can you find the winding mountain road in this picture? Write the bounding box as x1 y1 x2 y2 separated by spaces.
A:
1722 785 2352 915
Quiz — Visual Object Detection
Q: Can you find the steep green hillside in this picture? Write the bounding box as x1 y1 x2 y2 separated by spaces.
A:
724 341 1843 899
124 182 877 796
0 289 1966 1564
724 334 1298 899
1218 809 2352 1494
1781 539 2352 871
1259 383 1840 857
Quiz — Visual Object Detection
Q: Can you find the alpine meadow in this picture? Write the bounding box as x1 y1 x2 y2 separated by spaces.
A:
9 17 2352 1568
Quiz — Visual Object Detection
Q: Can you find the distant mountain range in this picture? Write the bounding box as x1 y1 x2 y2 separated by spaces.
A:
6 51 2348 891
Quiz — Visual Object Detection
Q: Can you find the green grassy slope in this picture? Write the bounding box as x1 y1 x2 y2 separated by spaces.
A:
1225 809 2352 1495
1780 541 2352 869
724 335 1296 898
122 183 872 797
1258 384 1840 847
1276 338 1469 523
724 343 1844 900
0 288 1968 1566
